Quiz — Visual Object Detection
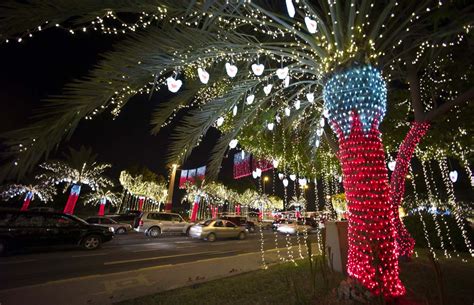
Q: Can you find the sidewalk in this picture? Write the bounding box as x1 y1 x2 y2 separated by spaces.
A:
0 244 315 305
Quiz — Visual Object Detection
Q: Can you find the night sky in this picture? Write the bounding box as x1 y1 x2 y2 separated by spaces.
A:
0 28 319 210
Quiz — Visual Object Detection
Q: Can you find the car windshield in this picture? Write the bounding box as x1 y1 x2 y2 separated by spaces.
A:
199 219 214 226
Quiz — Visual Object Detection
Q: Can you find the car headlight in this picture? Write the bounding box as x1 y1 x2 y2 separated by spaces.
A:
109 227 114 232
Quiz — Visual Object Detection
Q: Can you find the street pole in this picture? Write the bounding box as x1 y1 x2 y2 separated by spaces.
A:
165 164 178 213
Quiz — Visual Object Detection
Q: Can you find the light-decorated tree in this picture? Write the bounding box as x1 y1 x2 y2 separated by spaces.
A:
0 0 473 298
119 170 168 212
37 146 114 214
83 189 120 216
1 179 56 211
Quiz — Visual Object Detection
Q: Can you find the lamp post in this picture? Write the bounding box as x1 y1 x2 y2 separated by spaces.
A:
263 176 269 195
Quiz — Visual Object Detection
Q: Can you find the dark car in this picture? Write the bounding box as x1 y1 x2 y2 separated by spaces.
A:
107 213 139 226
220 216 256 233
0 211 114 255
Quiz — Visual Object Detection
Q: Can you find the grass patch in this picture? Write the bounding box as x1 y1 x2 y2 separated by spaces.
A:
117 250 473 305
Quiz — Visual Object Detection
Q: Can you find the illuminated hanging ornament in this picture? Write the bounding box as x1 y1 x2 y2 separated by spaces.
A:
272 159 279 168
298 178 307 186
306 93 315 103
232 105 238 116
284 75 290 88
225 63 238 78
241 150 245 159
251 63 264 76
284 107 291 117
338 176 342 183
283 178 289 187
322 108 329 118
275 115 281 123
252 170 258 179
289 174 296 181
246 94 255 105
294 100 301 110
267 122 274 131
304 17 318 34
319 117 325 127
388 161 396 171
276 67 288 80
229 139 238 149
216 116 224 127
315 139 320 147
449 170 458 183
263 84 273 96
166 77 182 93
278 173 284 180
316 128 323 136
285 0 295 18
197 68 209 84
255 168 262 177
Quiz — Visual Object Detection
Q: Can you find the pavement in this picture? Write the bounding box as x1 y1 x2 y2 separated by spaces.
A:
0 230 319 305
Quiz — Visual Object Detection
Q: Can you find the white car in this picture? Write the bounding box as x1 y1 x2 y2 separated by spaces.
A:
188 219 247 242
135 212 192 237
86 216 132 234
276 222 312 235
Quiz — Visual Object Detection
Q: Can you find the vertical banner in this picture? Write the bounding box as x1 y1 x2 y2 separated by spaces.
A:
190 195 201 222
187 169 197 185
64 184 82 215
138 196 145 211
234 151 252 179
196 166 206 183
179 169 188 189
236 204 241 215
20 191 33 211
98 197 107 216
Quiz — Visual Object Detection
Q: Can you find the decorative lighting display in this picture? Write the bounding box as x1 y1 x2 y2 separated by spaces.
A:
1 181 56 210
323 65 387 137
84 190 120 216
324 66 404 297
119 171 168 211
388 122 430 258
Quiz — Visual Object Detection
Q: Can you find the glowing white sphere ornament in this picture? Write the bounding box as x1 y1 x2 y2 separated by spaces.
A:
276 67 288 80
246 94 255 105
272 159 279 168
216 116 224 127
294 100 301 110
166 77 182 93
263 84 273 96
225 63 238 78
197 68 209 84
285 0 295 18
304 17 318 34
229 139 238 149
278 173 284 180
284 107 291 117
306 93 315 103
388 161 396 171
267 123 274 131
283 178 289 187
289 174 296 181
251 63 264 76
449 170 458 183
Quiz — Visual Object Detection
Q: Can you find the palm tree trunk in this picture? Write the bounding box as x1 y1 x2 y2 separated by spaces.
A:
389 121 430 258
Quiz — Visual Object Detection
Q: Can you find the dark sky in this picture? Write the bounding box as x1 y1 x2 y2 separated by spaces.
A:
0 28 318 210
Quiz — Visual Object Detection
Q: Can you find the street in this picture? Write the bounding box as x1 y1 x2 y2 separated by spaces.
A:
0 231 315 291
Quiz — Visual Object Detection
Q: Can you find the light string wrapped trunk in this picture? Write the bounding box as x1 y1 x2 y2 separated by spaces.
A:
63 184 81 215
323 65 404 297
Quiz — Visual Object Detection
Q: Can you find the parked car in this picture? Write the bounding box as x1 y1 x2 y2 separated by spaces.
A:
188 219 247 242
276 221 312 235
107 214 139 226
85 216 132 234
0 211 114 255
220 215 256 233
134 212 192 237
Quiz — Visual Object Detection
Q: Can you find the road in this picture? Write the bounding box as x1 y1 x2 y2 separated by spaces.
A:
0 231 315 291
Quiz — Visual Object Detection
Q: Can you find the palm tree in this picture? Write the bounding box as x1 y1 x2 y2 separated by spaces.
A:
119 170 168 212
0 0 473 297
1 179 56 210
83 189 120 216
37 146 114 214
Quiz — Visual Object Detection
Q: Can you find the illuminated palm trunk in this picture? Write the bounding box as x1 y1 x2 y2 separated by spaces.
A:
138 197 145 211
323 66 404 297
190 195 200 222
63 184 82 215
20 191 33 211
98 197 107 216
389 122 430 257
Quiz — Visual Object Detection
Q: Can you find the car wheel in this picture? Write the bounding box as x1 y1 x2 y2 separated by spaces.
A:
238 232 246 240
148 227 161 238
206 233 216 242
116 227 126 234
82 235 102 250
